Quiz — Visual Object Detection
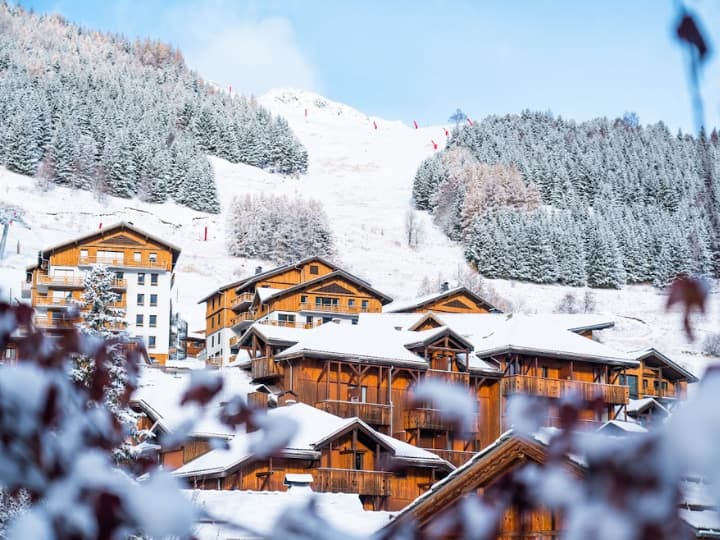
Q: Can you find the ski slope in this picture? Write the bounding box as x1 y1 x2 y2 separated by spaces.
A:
0 88 717 376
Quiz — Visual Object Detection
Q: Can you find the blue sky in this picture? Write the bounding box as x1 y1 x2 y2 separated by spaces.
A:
15 1 720 131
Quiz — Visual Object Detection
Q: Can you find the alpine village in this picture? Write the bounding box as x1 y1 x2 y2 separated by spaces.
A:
1 3 720 540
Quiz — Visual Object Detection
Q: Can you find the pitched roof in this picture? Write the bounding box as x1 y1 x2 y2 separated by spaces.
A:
383 287 502 314
234 256 347 292
173 403 451 478
629 348 699 383
258 269 394 305
30 222 181 270
196 279 245 304
273 323 430 367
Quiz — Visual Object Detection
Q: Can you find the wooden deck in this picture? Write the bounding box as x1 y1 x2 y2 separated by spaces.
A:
315 400 392 426
501 374 628 405
315 468 392 496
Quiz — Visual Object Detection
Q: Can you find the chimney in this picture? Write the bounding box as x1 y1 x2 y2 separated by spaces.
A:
284 473 313 493
255 266 263 275
441 281 449 292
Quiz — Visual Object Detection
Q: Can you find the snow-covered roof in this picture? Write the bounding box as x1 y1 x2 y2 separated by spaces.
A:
383 286 502 314
233 256 346 292
174 403 450 478
596 420 648 434
239 320 308 347
131 366 257 439
679 478 720 537
466 314 637 367
256 286 285 303
627 397 670 415
164 358 207 370
187 489 392 540
274 323 429 367
628 347 699 383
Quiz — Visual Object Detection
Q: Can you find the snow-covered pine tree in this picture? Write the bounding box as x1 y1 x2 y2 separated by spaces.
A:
76 264 138 464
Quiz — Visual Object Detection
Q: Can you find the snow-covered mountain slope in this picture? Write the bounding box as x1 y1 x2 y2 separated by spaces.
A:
0 88 717 376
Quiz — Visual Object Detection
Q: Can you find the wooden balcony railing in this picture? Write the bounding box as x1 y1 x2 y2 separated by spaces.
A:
299 302 370 314
34 296 126 310
502 375 629 405
36 275 127 290
251 357 282 380
231 312 255 327
421 448 476 468
78 256 168 271
405 408 480 433
425 369 470 386
640 380 679 400
34 314 77 329
231 292 255 311
257 318 322 329
315 468 392 496
316 400 391 426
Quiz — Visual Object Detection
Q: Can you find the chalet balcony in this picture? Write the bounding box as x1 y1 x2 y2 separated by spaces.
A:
34 296 126 310
257 318 322 329
502 375 629 405
231 292 254 312
299 302 370 315
231 312 255 328
315 468 392 496
251 357 282 380
421 448 476 468
405 408 479 433
424 369 470 386
36 275 127 292
78 255 168 271
315 400 391 426
34 314 77 329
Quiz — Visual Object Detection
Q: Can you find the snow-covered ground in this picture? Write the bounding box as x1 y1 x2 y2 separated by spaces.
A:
0 88 717 376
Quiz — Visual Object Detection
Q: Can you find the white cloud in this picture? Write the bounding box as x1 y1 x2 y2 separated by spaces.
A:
162 2 319 97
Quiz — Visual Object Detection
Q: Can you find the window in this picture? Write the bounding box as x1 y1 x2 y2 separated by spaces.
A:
150 273 158 286
352 318 358 325
354 452 363 471
541 366 549 378
136 314 144 327
360 386 367 403
133 252 141 262
149 315 157 328
137 294 144 306
148 336 156 349
115 271 124 280
310 265 319 275
211 335 214 347
348 299 355 308
643 379 648 390
361 300 369 311
315 296 339 307
80 249 88 260
300 295 308 304
620 374 639 400
138 273 145 285
150 294 158 307
149 252 157 263
278 313 296 326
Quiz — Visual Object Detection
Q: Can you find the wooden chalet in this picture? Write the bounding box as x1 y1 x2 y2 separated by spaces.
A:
383 286 501 314
622 348 698 403
172 402 453 511
25 222 181 364
383 430 714 539
198 257 393 366
235 312 645 469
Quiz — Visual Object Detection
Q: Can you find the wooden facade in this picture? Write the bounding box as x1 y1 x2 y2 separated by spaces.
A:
386 286 501 314
26 223 180 364
622 349 698 402
382 433 581 539
176 411 450 511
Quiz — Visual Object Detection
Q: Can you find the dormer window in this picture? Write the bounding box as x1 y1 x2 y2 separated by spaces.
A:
310 265 319 275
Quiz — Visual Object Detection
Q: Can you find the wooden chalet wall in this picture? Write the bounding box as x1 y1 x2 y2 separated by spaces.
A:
161 440 213 470
382 436 582 540
258 275 385 319
184 423 443 511
623 354 690 401
251 260 337 290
